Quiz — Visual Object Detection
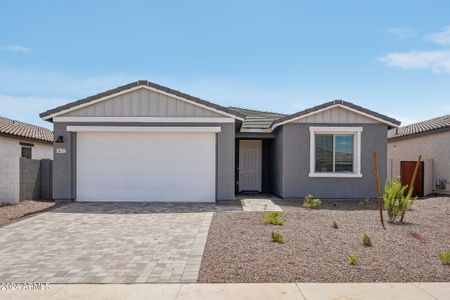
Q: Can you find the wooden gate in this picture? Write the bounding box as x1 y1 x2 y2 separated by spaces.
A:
400 161 424 197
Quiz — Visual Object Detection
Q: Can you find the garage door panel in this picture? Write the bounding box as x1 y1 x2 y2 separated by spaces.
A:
76 132 216 202
77 186 213 202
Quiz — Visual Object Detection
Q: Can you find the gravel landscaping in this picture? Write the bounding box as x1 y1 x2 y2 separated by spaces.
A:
0 200 64 228
199 197 450 283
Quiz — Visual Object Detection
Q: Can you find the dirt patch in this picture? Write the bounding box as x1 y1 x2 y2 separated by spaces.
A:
199 197 450 283
0 200 66 228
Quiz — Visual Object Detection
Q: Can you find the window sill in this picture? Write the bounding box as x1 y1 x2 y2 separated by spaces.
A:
308 173 362 178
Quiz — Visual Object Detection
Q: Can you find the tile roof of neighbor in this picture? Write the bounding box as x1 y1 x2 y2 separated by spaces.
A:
0 116 53 143
228 107 287 129
388 114 450 140
40 80 246 120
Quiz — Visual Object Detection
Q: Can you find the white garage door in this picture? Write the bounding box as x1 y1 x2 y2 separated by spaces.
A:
76 131 216 202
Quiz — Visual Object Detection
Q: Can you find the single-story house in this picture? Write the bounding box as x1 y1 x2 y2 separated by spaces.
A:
40 80 400 202
388 114 450 196
0 116 53 203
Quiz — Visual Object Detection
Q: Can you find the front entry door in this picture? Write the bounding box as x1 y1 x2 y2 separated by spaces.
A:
239 140 262 192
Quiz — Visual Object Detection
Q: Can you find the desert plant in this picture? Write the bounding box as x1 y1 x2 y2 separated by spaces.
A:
439 252 450 265
362 233 373 246
271 231 284 244
358 198 370 207
347 254 359 265
332 220 339 229
303 194 321 209
264 211 284 225
383 178 416 223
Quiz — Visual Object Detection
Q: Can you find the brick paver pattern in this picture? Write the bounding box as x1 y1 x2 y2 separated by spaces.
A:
0 202 216 284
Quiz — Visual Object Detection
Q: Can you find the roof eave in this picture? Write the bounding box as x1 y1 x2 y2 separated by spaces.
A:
388 126 450 141
0 132 53 144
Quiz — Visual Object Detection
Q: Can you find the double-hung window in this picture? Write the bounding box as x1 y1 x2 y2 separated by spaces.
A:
21 145 33 159
309 127 362 178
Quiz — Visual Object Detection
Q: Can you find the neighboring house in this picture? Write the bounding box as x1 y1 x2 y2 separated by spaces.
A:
0 116 53 203
40 80 400 202
388 114 450 196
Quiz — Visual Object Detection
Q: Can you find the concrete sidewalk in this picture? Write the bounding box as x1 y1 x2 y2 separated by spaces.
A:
1 282 449 300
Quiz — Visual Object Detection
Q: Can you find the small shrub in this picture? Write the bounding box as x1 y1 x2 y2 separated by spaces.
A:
303 194 321 209
362 233 373 247
383 178 416 223
332 220 339 229
358 198 370 207
271 231 284 244
347 254 359 265
439 252 450 265
264 211 284 225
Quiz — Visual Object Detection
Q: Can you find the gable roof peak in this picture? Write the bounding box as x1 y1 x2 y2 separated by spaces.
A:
272 99 401 129
40 80 245 121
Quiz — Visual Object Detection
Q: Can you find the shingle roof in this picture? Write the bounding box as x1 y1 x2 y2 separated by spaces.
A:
228 107 287 129
40 80 245 120
0 116 53 143
273 100 401 128
388 114 450 140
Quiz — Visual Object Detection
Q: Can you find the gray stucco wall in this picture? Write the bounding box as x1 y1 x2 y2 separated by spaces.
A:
52 122 235 202
272 127 283 196
53 122 75 200
216 123 236 200
19 158 53 200
279 123 388 199
19 158 41 200
40 159 53 200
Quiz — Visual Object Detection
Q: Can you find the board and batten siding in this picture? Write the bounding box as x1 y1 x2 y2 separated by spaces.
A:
290 106 379 124
62 88 224 118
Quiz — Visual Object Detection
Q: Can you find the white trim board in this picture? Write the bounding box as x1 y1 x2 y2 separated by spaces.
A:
66 126 222 133
309 126 362 178
239 128 272 133
272 104 399 130
54 117 235 123
42 85 244 121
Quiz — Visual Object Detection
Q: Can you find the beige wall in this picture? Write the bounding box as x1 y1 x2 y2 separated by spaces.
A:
0 135 53 159
388 130 450 195
0 136 53 204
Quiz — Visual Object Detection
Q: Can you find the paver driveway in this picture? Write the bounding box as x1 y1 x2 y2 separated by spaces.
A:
0 202 215 284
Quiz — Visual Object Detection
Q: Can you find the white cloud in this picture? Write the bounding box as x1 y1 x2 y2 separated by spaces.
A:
0 69 298 128
425 26 450 45
379 50 450 73
0 70 145 128
0 94 68 129
445 104 450 113
1 44 32 54
387 27 417 40
0 69 141 97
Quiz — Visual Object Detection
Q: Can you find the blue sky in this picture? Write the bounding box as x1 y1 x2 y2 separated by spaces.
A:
1 1 450 129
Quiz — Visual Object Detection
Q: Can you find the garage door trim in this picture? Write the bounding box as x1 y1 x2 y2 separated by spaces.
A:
74 128 218 203
67 126 221 133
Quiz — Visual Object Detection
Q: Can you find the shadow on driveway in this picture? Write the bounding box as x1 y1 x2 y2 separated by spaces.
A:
49 201 242 214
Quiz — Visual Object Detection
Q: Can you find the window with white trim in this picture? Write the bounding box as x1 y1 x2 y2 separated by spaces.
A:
309 127 362 178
